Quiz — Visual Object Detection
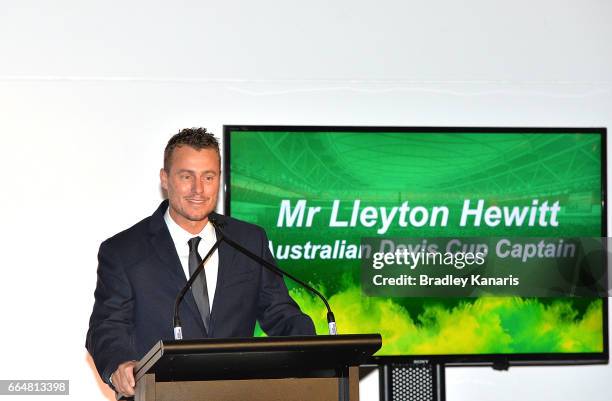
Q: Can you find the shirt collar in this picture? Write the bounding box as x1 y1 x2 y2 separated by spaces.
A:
164 207 213 255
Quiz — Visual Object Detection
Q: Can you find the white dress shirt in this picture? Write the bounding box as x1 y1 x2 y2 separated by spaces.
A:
164 208 218 311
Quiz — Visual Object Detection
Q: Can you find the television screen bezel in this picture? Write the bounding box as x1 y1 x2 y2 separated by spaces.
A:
223 124 609 366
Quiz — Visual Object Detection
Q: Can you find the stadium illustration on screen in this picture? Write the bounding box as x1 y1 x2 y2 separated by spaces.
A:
224 126 608 365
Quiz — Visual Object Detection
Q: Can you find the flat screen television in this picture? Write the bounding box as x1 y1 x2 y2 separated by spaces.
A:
223 125 608 366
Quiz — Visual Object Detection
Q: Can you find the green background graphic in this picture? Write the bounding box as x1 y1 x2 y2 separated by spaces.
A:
228 130 604 356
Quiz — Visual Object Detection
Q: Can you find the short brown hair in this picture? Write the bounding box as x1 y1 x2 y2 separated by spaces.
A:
164 127 220 171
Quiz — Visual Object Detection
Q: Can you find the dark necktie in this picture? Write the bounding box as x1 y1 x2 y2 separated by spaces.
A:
187 236 211 334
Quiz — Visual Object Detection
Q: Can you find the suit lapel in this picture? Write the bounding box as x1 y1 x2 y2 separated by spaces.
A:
149 201 207 336
209 213 237 336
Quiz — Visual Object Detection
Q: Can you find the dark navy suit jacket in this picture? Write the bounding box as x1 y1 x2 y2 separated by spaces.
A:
86 201 315 385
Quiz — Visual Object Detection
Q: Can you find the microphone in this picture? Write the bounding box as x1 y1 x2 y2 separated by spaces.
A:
209 215 337 335
172 232 225 340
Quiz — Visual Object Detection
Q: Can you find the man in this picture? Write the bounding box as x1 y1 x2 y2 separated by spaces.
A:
86 128 315 396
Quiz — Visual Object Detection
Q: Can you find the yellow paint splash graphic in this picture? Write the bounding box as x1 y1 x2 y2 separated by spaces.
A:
289 286 604 355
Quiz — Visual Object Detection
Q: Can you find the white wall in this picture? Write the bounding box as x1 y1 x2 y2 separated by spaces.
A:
0 1 610 400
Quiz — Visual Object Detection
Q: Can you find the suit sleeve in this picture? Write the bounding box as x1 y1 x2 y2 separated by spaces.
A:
86 241 137 386
255 228 316 336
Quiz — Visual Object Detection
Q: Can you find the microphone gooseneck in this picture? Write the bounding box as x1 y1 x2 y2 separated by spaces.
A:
209 216 337 335
173 231 224 340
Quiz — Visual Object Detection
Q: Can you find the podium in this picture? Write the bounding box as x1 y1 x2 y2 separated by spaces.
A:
133 334 381 401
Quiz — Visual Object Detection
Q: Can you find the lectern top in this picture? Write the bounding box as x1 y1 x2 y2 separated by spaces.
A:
135 334 381 382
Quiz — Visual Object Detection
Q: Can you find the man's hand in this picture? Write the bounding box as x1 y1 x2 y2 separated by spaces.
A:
111 360 138 396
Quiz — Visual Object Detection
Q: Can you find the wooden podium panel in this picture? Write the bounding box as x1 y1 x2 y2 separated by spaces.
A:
137 368 359 401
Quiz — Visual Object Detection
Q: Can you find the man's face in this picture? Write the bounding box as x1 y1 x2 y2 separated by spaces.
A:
160 145 220 233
